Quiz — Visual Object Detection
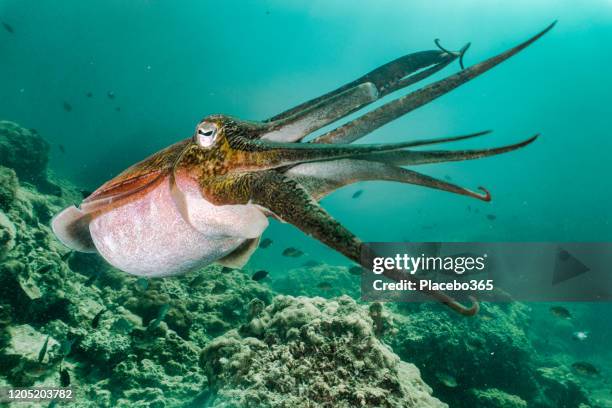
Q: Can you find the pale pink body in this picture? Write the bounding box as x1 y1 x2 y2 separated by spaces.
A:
54 176 269 277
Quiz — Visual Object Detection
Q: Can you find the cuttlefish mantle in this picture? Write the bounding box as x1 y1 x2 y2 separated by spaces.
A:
52 22 556 316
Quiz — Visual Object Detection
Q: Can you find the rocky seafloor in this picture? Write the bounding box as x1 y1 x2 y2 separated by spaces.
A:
0 120 603 407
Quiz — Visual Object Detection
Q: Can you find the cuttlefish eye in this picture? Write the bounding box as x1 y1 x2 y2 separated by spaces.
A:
195 122 218 147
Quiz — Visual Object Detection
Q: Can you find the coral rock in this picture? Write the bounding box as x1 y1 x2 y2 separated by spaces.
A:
0 121 49 184
201 295 447 408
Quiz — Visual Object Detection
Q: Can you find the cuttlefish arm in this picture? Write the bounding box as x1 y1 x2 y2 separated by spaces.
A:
260 45 465 142
199 170 478 316
286 134 538 200
310 22 556 145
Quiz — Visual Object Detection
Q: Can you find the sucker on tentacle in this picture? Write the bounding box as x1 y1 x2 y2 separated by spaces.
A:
51 23 556 316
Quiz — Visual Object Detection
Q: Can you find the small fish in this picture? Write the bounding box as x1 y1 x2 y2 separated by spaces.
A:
148 304 170 331
251 270 269 281
107 91 115 99
352 189 363 199
86 91 93 98
486 214 496 221
302 260 322 267
435 372 458 388
572 361 599 376
112 317 134 334
38 335 50 363
60 251 72 261
80 190 93 199
317 282 332 291
550 306 571 319
259 238 273 248
282 247 304 258
349 266 363 275
59 338 76 357
572 331 589 341
58 144 66 154
135 277 149 291
467 205 472 212
59 367 71 387
2 22 14 34
92 309 105 329
63 102 72 112
115 107 121 112
444 175 452 181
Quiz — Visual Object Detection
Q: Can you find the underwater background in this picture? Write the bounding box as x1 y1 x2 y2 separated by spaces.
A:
1 0 612 407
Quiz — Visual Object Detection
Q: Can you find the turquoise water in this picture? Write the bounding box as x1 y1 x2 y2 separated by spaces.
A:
1 1 612 407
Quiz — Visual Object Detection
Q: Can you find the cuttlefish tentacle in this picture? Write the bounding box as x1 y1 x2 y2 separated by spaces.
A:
362 134 539 166
280 131 535 201
286 159 491 202
200 170 479 316
312 21 556 145
261 47 463 142
229 130 493 171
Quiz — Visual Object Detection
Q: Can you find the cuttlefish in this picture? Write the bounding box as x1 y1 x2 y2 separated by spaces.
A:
52 23 555 316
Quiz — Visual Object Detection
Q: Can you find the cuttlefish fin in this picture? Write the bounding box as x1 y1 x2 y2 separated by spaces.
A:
207 171 478 316
51 206 97 253
80 139 190 213
216 237 261 269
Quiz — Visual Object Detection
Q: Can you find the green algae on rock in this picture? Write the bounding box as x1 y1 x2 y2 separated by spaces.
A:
465 388 528 408
201 295 446 408
0 166 19 212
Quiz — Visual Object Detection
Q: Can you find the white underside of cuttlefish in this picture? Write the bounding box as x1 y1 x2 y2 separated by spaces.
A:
53 174 268 277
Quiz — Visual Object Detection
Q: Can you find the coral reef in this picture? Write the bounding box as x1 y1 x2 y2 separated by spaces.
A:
271 264 360 299
200 295 446 408
0 121 49 184
0 120 604 407
0 166 18 212
465 388 527 408
384 301 593 408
